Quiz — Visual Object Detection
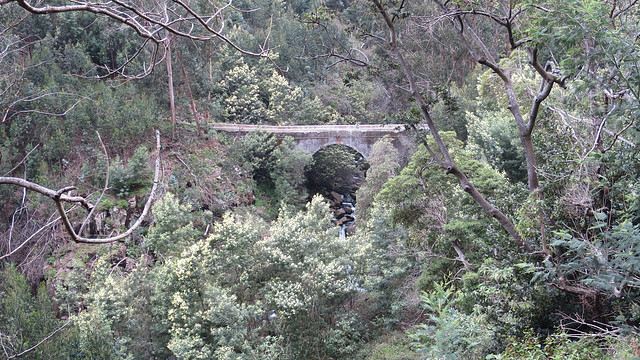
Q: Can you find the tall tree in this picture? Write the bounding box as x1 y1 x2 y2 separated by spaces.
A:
363 0 530 251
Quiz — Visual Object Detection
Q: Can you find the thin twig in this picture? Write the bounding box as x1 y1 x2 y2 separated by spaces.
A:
0 212 65 261
2 144 39 176
7 318 72 359
0 131 162 244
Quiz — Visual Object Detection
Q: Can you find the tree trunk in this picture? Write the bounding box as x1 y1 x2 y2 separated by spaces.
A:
371 0 530 253
176 50 201 136
166 37 176 138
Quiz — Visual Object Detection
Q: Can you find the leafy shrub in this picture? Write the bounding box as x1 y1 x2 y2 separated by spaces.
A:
410 281 495 360
497 330 607 360
109 145 151 197
0 265 74 358
144 193 196 255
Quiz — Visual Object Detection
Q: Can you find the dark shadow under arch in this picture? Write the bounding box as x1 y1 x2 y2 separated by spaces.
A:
305 144 369 198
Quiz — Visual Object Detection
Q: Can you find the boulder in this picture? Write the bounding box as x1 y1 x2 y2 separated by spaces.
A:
330 191 342 204
334 208 346 218
345 223 357 236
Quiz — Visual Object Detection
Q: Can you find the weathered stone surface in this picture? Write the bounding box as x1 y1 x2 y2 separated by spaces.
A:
109 207 129 233
118 245 127 258
334 208 346 218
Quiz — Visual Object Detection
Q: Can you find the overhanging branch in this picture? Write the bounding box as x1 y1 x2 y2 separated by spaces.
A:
528 46 567 87
7 0 272 78
0 130 162 244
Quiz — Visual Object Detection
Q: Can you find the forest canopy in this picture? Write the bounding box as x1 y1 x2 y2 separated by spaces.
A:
2 0 640 359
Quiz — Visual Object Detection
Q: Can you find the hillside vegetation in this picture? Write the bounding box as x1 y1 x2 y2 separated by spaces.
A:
3 0 640 358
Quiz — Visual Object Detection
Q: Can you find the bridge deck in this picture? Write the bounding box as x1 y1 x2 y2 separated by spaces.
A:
209 123 408 133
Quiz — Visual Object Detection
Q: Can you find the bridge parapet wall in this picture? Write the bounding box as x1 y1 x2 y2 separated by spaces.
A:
210 123 415 160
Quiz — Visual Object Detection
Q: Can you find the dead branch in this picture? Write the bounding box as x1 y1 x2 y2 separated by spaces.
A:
5 0 272 78
1 92 88 124
0 177 93 209
0 130 162 244
556 311 626 338
6 317 72 359
0 213 64 261
603 118 634 152
548 105 635 147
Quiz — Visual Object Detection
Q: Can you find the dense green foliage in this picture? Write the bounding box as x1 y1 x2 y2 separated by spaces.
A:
5 0 640 359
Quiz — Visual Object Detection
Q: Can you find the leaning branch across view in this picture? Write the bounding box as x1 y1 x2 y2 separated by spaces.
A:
371 0 531 252
0 130 161 244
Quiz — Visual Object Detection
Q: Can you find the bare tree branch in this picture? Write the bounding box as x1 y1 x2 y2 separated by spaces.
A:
0 130 162 244
611 0 640 19
548 104 635 147
590 105 619 154
370 0 530 252
1 86 89 124
2 144 39 177
527 46 567 87
54 130 161 244
603 118 634 152
296 15 369 68
297 50 369 68
6 318 72 359
0 212 63 261
5 0 272 78
527 66 555 135
0 177 94 209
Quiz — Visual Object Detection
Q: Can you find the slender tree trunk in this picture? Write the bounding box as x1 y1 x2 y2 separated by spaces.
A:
176 50 201 136
521 133 539 190
166 35 176 139
442 9 560 254
206 45 212 122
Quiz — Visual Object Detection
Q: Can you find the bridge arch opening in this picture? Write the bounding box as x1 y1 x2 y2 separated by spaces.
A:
305 144 369 201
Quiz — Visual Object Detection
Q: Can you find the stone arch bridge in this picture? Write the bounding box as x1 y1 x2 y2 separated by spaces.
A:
209 123 416 159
